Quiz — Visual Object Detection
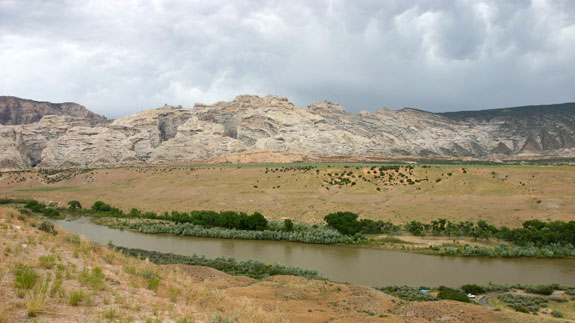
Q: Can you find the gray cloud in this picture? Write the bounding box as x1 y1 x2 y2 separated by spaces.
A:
0 0 573 117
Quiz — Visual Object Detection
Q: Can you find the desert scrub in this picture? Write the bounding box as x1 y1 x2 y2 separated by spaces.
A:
13 263 38 290
114 245 324 280
78 266 105 290
123 221 347 244
38 255 57 269
65 234 82 245
25 274 51 317
375 286 438 302
69 289 84 306
497 294 549 312
439 243 575 258
38 220 57 235
437 286 470 303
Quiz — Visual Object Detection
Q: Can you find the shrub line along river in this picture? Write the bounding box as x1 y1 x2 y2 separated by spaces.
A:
53 217 575 287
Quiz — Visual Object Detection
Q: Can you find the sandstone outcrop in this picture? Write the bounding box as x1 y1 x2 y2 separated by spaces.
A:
0 96 107 126
0 95 574 169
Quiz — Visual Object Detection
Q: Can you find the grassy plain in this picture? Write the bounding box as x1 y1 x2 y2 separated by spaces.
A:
1 163 574 227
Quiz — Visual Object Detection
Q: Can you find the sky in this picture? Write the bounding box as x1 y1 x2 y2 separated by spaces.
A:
1 0 574 118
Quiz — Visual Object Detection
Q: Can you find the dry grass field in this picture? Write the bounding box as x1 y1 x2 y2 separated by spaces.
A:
1 163 574 227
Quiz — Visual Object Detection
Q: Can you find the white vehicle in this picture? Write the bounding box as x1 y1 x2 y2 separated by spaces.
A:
467 293 475 298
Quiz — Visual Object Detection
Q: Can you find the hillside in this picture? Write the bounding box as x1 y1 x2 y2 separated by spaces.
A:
0 206 555 322
2 164 574 227
0 95 574 169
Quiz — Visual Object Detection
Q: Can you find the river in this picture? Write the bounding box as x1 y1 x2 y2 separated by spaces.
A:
53 217 575 287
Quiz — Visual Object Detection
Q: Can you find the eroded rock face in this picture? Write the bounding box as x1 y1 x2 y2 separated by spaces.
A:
0 96 108 126
0 95 574 169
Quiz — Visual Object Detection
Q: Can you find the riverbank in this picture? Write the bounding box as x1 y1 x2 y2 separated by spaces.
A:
89 213 575 259
52 215 575 287
2 206 553 322
4 198 575 259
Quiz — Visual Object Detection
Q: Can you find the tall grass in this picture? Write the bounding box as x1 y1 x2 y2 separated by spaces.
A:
25 274 51 317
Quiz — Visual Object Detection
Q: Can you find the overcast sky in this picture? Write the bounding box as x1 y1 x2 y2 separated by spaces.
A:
1 0 574 118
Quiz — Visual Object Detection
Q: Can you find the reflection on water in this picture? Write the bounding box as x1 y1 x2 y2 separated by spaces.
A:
53 218 575 287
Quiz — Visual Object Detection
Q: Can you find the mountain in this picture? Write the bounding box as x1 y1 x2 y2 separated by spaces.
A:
0 95 574 169
0 96 108 126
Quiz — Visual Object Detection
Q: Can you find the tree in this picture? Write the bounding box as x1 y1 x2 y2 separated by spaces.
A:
246 212 268 231
405 221 425 236
91 201 111 212
324 212 361 235
68 200 82 209
284 219 294 232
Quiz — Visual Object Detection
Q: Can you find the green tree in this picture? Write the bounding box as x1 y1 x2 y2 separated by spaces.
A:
284 219 294 232
68 200 82 209
324 212 361 235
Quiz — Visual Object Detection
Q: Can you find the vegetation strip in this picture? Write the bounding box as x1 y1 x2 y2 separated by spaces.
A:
111 245 325 280
9 198 575 258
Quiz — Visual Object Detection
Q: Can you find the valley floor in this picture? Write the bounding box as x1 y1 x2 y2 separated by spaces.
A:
1 163 574 227
0 206 561 322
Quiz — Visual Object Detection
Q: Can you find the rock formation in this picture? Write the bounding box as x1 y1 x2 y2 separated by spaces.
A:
0 95 574 169
0 96 107 126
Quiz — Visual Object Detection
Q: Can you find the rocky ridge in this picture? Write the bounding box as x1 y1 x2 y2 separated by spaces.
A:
0 96 107 126
0 95 574 169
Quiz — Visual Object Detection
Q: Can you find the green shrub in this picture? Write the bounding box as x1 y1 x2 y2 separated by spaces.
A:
69 289 84 306
514 306 529 313
38 221 57 235
552 310 563 318
461 284 485 295
38 255 57 269
549 296 568 302
437 286 470 303
114 245 324 280
67 200 82 209
147 278 160 291
498 293 548 312
284 219 294 232
525 285 554 295
13 264 38 290
78 267 105 290
375 286 438 302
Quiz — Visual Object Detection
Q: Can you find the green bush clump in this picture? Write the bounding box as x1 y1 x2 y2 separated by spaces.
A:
38 255 57 269
498 293 548 312
24 200 60 218
124 221 347 244
514 306 529 313
437 286 470 303
67 200 82 209
323 212 400 235
439 243 575 258
113 245 324 280
89 201 268 231
38 220 57 235
69 289 84 306
375 286 438 302
525 285 554 295
461 284 485 295
78 267 105 290
552 310 563 318
13 263 38 289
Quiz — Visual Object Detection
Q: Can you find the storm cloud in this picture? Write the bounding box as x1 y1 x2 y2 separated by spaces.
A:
1 0 573 117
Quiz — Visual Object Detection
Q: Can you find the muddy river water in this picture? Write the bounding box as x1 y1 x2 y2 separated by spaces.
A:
53 218 575 287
